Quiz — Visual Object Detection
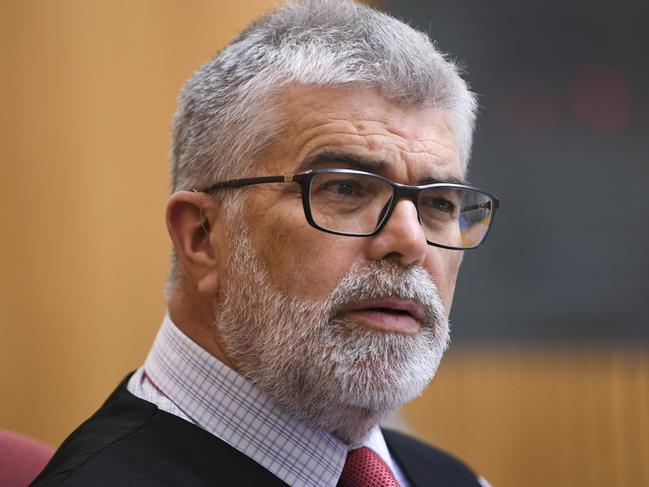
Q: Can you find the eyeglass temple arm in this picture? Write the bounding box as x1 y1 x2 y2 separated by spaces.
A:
200 175 290 193
460 200 500 212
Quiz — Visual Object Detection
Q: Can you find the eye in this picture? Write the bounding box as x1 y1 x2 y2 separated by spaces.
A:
318 178 364 197
329 181 356 195
426 197 456 213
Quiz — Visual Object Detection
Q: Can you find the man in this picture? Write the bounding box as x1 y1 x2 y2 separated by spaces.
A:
34 0 499 485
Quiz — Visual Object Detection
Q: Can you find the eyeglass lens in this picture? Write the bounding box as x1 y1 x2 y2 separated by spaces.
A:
308 172 494 249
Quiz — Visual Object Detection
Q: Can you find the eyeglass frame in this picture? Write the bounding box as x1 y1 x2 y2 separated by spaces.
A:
198 168 500 250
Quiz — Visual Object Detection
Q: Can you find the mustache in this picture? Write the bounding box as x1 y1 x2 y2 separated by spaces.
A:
325 260 446 328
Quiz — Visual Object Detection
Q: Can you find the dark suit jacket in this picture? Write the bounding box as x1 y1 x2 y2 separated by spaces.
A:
32 376 482 486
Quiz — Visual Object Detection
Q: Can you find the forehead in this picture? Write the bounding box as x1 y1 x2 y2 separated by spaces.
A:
258 84 462 182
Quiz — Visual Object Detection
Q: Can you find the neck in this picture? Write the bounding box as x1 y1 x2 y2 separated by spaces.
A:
167 287 236 370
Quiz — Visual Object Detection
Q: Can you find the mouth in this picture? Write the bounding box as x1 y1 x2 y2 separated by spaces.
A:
338 298 424 335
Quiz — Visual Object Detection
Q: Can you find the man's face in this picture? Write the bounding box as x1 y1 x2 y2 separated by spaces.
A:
242 85 464 314
212 85 464 443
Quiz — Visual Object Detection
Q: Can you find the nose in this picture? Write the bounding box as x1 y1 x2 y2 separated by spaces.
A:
365 198 429 266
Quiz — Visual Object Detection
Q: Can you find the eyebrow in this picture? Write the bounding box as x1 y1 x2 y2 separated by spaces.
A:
297 150 468 185
298 151 388 173
419 174 468 185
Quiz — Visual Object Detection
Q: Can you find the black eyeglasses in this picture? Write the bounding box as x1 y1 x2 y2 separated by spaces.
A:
200 168 500 250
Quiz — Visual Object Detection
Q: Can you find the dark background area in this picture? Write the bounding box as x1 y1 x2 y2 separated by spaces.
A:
381 0 649 344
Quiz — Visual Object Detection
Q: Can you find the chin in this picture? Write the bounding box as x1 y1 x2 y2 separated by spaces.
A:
270 332 444 445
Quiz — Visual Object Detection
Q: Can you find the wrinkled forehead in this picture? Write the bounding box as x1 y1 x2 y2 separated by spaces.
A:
256 84 463 183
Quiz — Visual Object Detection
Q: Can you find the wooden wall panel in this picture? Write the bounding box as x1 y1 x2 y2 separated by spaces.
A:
0 0 276 446
399 347 649 487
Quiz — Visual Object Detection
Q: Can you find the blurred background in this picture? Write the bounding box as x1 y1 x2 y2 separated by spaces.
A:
1 1 647 486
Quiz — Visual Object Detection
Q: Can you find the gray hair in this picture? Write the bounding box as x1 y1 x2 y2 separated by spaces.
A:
167 0 478 294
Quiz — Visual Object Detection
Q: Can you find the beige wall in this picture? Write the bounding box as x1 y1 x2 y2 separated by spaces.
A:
1 2 647 486
400 346 649 487
0 0 277 448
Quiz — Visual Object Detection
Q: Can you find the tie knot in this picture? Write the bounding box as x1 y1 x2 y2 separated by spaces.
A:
338 446 401 487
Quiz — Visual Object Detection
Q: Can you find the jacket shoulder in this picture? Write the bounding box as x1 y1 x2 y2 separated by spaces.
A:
383 429 483 487
32 375 287 487
32 376 157 486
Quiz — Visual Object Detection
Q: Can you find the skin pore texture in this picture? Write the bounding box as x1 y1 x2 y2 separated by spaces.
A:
166 84 465 445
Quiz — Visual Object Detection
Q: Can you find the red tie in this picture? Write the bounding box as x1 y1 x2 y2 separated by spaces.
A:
338 446 401 487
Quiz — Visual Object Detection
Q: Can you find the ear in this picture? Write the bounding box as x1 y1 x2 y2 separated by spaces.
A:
166 191 224 297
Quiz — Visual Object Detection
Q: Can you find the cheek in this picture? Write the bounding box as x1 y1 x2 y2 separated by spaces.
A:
424 249 463 312
252 203 361 300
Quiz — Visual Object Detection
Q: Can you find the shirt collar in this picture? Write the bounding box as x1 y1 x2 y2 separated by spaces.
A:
144 314 348 487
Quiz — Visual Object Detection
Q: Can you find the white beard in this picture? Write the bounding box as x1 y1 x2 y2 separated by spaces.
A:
213 219 450 445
